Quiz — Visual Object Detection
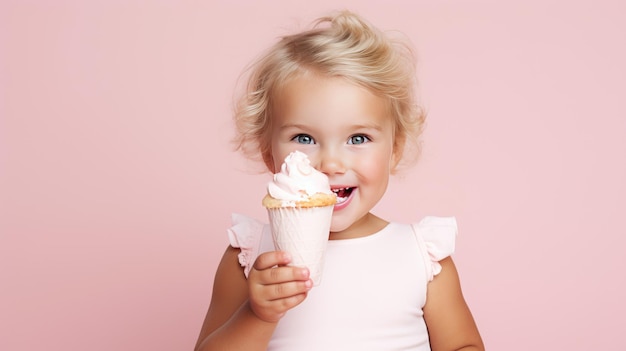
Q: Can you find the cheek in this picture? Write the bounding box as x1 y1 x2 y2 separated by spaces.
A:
358 152 391 182
361 159 384 175
271 153 284 173
269 139 288 172
270 148 299 173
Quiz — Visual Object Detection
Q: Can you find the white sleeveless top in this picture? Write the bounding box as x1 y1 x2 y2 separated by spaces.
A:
228 214 457 351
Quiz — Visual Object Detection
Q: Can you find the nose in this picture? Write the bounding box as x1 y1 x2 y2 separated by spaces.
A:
315 147 346 175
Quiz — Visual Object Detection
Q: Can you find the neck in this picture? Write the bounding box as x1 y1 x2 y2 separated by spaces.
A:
329 212 388 240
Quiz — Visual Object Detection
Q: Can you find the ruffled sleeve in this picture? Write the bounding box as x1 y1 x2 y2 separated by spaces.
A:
411 216 457 281
227 213 265 278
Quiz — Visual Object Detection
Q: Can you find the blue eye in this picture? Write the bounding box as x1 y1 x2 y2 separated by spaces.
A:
348 134 370 145
293 134 315 144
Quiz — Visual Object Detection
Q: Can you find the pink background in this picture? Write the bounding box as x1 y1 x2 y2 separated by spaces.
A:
1 1 625 350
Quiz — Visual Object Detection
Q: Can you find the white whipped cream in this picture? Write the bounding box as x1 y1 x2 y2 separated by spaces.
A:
268 151 332 203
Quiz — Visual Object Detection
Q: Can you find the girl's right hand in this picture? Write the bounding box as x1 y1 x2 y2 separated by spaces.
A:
247 251 313 323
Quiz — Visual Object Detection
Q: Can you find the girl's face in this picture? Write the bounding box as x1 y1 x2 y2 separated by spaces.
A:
270 73 398 239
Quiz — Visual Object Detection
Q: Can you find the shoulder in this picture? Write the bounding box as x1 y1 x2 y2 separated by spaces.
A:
407 216 457 281
228 213 270 277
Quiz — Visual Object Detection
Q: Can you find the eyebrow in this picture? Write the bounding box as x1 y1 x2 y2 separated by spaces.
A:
278 122 384 131
351 123 385 131
277 123 309 131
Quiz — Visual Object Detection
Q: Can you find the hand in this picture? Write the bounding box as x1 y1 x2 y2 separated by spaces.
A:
247 251 313 323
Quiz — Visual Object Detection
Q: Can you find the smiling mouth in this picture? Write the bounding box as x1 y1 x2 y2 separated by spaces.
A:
332 187 354 204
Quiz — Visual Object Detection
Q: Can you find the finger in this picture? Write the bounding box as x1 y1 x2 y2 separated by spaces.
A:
276 290 309 311
259 265 310 285
267 279 313 301
253 251 292 271
251 265 310 287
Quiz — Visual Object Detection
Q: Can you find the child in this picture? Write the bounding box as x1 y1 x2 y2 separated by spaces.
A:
195 10 484 351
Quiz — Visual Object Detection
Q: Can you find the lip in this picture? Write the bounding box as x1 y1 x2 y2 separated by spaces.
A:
331 186 355 211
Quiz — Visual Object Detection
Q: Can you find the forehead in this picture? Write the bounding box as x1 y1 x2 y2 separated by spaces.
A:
272 74 391 128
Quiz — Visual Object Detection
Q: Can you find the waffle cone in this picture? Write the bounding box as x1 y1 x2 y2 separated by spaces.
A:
262 192 337 209
266 203 334 285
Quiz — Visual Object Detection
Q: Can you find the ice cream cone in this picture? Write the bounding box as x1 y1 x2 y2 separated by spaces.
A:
262 151 336 285
266 204 334 285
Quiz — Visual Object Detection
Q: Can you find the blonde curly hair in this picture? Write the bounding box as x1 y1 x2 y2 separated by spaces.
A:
233 10 426 173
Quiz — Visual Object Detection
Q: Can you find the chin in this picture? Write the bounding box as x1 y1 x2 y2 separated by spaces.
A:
329 221 341 233
329 217 351 233
329 224 343 233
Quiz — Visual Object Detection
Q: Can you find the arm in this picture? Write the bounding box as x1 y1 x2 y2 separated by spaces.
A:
423 257 485 351
194 246 312 351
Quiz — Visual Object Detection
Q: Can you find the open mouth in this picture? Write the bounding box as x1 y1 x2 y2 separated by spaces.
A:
332 187 354 204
